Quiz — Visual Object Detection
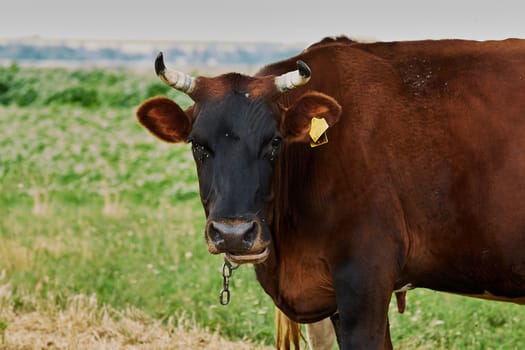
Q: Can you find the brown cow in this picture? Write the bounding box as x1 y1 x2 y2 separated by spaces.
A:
137 37 525 349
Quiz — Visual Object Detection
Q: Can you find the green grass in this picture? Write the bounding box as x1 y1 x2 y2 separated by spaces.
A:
1 66 525 348
389 290 524 349
1 202 274 344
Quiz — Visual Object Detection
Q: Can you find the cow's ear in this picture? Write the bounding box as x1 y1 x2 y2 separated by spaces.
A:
137 97 193 143
281 92 342 143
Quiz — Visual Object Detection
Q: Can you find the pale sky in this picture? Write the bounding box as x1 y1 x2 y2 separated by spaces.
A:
2 0 525 43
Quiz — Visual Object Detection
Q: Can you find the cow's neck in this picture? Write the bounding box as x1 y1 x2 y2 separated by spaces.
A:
253 141 341 321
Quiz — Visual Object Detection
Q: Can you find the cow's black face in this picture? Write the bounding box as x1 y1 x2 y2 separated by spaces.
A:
189 94 280 264
137 58 342 265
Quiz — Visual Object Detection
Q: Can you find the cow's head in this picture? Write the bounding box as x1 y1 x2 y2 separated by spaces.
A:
137 53 341 264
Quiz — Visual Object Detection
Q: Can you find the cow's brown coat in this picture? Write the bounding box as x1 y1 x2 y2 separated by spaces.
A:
138 37 525 349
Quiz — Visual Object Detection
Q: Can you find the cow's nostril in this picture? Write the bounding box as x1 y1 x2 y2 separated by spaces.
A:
208 223 225 248
242 222 257 249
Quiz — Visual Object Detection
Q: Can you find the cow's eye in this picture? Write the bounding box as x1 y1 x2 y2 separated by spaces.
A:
266 136 282 162
271 136 282 149
191 141 212 162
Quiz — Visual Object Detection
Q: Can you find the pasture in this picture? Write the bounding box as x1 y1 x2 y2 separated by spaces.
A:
0 64 524 349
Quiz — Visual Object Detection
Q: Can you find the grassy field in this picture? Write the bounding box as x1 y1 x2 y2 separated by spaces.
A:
1 64 524 349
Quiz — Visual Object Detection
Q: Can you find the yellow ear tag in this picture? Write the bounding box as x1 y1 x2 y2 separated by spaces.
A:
309 117 329 148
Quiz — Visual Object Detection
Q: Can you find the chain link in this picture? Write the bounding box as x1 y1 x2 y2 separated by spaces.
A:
219 257 240 305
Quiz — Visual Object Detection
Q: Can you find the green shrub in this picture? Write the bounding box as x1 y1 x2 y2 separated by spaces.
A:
0 65 184 108
146 82 171 97
13 87 39 107
0 63 21 105
45 86 100 108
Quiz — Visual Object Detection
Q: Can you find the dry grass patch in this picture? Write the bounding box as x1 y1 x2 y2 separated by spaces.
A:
0 282 272 350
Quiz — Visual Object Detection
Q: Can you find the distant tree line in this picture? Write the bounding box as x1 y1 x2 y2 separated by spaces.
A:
0 44 143 61
0 42 303 66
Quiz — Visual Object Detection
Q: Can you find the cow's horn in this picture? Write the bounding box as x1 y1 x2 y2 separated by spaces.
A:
274 60 311 92
155 52 196 94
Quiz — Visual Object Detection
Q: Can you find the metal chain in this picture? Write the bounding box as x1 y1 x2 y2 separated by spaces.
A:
219 257 240 305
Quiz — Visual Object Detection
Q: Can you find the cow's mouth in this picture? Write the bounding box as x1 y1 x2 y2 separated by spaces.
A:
225 248 269 265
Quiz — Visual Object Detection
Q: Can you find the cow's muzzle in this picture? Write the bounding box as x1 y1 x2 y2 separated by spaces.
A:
205 218 270 264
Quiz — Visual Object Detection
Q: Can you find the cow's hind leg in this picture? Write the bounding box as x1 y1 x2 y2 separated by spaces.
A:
305 318 335 350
